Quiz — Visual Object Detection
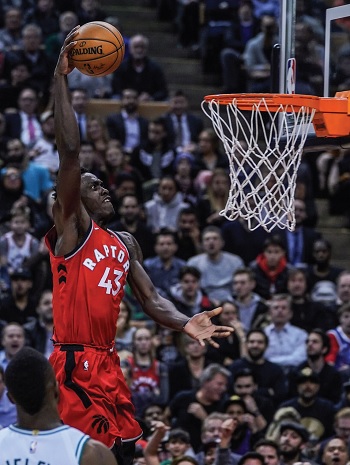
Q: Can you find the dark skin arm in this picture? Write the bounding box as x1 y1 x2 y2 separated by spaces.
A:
81 439 118 465
119 232 233 347
52 25 91 256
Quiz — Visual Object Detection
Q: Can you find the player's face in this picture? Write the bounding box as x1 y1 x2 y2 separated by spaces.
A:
81 173 114 221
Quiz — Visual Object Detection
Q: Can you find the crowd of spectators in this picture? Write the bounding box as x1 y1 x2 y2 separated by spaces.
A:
2 1 350 465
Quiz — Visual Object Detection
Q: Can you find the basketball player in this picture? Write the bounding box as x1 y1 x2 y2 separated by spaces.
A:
0 347 117 465
46 26 233 465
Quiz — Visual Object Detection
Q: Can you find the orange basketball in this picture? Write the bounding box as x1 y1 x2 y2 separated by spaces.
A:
69 21 125 77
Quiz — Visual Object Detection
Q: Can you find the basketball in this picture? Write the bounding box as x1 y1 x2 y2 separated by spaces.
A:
69 21 125 77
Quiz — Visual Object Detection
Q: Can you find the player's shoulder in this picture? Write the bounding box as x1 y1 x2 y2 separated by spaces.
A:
81 438 117 465
113 230 142 261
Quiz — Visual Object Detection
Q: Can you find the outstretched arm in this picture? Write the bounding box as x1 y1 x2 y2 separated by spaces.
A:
52 26 90 254
120 232 233 347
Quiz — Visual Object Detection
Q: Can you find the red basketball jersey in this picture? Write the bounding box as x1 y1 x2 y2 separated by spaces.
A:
45 220 130 347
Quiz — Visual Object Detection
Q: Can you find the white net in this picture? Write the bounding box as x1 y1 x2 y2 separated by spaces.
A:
201 97 316 232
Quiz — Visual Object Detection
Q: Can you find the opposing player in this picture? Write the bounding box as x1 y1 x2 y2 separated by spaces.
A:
0 347 117 465
45 26 233 465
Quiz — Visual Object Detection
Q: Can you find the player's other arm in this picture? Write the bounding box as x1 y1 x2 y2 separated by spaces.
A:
81 438 118 465
121 232 233 346
53 26 90 251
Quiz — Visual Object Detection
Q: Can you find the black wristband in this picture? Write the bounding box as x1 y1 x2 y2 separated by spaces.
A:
182 318 191 331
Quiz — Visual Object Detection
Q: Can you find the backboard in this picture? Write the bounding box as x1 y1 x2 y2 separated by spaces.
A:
278 0 350 149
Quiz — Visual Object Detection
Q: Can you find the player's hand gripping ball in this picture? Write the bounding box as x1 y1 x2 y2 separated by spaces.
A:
69 21 125 77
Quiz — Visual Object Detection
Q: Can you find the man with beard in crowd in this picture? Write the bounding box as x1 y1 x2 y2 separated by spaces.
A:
279 367 335 441
106 88 149 155
229 329 288 407
289 328 342 404
277 422 311 465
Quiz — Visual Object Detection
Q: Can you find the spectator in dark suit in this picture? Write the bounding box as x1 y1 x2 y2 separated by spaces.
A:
4 87 42 147
106 88 149 155
163 89 203 152
0 62 32 112
277 199 322 267
3 24 54 94
111 34 168 102
23 289 53 358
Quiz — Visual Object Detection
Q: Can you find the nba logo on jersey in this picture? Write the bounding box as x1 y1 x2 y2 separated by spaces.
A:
286 58 296 94
30 440 37 453
84 360 89 371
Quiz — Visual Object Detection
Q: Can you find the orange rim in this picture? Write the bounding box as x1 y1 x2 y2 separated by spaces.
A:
203 93 349 113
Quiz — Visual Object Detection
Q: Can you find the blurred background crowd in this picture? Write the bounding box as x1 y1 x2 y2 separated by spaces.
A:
1 0 350 465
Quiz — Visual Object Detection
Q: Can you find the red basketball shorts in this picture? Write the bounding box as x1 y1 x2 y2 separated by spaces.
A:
50 345 142 448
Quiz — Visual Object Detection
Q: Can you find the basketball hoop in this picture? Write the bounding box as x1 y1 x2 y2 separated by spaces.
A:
201 92 350 232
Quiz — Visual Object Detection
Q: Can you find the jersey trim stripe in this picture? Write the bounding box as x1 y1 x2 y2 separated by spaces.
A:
9 424 70 435
76 434 90 462
64 221 94 260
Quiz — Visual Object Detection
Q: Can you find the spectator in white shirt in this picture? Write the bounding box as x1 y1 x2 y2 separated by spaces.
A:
187 226 244 305
264 294 307 374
